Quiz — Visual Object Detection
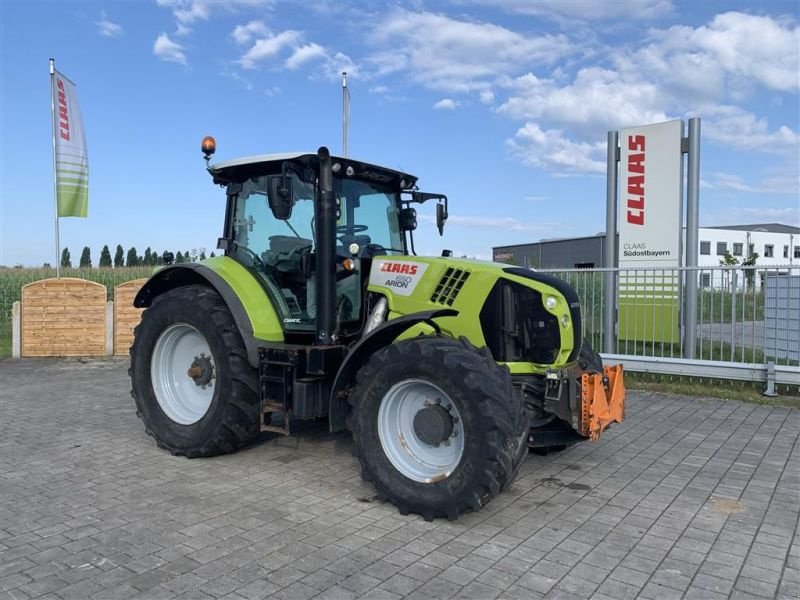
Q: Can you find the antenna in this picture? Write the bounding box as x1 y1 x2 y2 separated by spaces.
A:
342 72 350 157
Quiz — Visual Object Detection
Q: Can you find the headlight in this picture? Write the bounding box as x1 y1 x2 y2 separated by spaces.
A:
561 314 570 328
545 296 557 309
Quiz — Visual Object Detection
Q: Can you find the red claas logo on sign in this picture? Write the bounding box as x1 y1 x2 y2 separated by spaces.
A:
626 135 645 225
380 262 418 275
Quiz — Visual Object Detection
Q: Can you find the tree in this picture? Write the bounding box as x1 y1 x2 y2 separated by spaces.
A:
42 262 52 269
719 252 738 289
143 247 153 266
114 245 124 268
175 251 184 264
60 247 71 268
199 250 207 261
742 252 759 289
126 247 139 267
185 250 191 262
210 252 216 258
79 246 92 268
99 245 112 267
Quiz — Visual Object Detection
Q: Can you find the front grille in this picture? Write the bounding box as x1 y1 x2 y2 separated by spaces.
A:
431 268 470 306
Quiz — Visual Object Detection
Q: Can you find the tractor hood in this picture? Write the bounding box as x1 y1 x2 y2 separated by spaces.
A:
366 255 582 371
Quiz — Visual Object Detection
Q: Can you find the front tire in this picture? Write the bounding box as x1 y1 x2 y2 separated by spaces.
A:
130 285 260 457
348 336 527 520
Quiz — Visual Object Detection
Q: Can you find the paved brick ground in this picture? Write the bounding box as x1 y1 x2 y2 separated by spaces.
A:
1 358 798 600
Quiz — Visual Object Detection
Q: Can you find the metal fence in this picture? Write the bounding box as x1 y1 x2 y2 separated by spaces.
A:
0 267 153 358
540 264 800 389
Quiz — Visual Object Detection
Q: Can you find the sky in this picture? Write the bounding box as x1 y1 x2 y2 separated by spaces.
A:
1 0 798 267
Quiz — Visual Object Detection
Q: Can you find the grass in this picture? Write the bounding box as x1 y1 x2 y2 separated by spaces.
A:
626 372 800 409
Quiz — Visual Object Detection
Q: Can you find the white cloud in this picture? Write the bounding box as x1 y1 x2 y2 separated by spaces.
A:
472 0 673 21
95 13 123 37
366 10 573 93
649 12 800 93
433 98 459 110
489 10 799 176
712 171 799 196
156 0 274 25
707 206 800 227
498 69 668 132
239 30 301 69
420 213 559 232
153 33 187 65
701 105 800 153
479 90 495 105
232 20 268 45
507 123 606 174
286 43 327 70
234 21 356 80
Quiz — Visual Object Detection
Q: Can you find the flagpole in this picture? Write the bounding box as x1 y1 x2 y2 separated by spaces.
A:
342 72 349 157
50 58 61 278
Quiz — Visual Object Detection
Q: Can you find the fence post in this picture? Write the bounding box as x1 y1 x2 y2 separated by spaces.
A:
11 301 21 358
106 301 114 356
683 118 701 358
603 130 619 354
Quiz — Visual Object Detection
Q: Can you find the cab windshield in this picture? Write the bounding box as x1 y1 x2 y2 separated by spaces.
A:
230 172 403 332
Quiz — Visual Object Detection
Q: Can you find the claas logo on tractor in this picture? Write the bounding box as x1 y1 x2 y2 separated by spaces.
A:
128 139 626 521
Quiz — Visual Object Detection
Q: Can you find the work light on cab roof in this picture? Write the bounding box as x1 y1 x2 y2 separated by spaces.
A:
201 136 216 162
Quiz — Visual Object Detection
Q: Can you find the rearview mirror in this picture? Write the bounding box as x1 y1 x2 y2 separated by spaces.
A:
436 202 448 236
267 175 294 220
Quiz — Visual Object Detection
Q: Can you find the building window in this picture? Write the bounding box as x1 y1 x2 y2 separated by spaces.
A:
784 245 789 258
764 244 774 258
700 273 711 288
733 243 743 256
716 242 728 256
795 246 800 259
700 241 711 255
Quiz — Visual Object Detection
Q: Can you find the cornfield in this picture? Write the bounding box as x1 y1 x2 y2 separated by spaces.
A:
0 267 153 358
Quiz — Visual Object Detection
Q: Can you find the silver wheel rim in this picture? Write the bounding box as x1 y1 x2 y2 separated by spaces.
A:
377 379 465 483
151 323 215 425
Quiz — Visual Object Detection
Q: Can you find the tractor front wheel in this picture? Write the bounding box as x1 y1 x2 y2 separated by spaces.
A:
348 336 527 520
130 285 260 457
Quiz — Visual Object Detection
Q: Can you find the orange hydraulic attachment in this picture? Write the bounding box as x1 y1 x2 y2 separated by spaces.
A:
580 365 625 441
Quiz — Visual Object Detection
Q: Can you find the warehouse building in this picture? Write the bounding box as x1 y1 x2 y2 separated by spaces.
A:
493 223 800 270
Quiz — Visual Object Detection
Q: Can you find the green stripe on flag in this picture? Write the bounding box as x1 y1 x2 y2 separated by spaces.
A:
57 183 89 218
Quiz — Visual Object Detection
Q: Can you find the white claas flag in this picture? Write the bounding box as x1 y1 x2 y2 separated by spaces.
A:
52 69 88 217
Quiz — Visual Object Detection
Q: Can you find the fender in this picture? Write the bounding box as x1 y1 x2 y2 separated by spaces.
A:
328 308 458 432
134 260 283 367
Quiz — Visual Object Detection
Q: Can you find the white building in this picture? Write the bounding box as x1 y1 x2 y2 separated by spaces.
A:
695 223 799 288
697 223 799 267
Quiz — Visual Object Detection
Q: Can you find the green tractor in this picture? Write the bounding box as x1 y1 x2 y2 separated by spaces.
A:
130 140 625 520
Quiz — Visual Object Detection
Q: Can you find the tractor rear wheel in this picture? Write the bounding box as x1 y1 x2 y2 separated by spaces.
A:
347 336 528 520
130 285 260 457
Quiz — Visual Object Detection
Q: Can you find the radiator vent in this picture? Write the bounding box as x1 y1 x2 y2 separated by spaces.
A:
431 268 470 306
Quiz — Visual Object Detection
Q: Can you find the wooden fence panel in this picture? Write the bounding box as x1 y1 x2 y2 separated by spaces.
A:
114 278 148 356
21 278 107 356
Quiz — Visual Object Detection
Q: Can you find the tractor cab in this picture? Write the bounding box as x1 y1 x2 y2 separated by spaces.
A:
207 148 446 342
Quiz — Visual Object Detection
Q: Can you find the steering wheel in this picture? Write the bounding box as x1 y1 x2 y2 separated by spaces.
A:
336 224 368 235
236 244 279 277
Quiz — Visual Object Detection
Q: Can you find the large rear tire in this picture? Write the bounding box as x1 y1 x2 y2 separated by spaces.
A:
347 336 528 520
130 285 260 457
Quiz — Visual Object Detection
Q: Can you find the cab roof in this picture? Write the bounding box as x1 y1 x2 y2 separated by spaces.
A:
209 152 418 190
